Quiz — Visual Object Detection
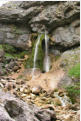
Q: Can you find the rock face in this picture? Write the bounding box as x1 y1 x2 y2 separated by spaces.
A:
0 1 80 49
0 91 56 121
0 24 31 50
60 47 80 71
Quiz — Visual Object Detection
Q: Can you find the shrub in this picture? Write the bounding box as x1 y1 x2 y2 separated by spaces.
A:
66 82 80 103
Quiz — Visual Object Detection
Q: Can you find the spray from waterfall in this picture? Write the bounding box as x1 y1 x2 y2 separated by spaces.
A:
32 35 41 77
43 32 50 72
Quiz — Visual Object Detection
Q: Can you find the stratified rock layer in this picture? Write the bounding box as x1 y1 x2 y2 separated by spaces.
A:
0 1 80 49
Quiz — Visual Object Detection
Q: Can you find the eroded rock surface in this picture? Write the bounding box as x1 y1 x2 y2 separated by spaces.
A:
0 91 56 121
0 1 80 49
60 47 80 71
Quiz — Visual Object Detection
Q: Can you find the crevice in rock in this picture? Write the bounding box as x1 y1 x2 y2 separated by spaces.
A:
20 1 61 9
76 2 80 6
49 12 80 33
49 43 80 53
64 6 73 15
4 100 23 118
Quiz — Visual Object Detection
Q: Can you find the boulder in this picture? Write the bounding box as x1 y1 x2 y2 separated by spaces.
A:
58 75 73 87
60 47 80 71
0 91 56 121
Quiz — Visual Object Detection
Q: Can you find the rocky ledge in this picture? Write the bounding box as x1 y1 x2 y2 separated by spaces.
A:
0 1 80 50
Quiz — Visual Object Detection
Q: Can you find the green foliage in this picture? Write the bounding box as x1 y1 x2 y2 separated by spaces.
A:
17 51 28 58
5 53 15 58
5 51 29 59
0 45 3 49
26 34 45 70
68 63 80 79
66 82 80 103
1 43 29 59
3 44 17 53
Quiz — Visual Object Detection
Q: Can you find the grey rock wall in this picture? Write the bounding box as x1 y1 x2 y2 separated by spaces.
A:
0 1 80 50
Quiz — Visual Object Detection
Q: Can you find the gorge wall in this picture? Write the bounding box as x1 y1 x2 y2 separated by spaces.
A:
0 1 80 50
0 1 80 84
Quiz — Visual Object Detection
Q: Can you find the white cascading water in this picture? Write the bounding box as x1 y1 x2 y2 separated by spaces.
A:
32 35 41 77
43 32 50 72
54 92 72 107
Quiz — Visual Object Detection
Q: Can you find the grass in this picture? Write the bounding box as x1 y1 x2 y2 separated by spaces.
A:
66 82 80 103
68 63 80 79
5 51 29 59
5 53 15 58
0 43 29 59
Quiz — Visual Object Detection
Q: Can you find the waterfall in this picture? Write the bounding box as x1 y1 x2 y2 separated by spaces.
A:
32 32 50 77
43 32 50 72
32 35 41 77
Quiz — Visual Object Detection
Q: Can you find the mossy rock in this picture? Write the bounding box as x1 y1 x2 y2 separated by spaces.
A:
1 44 29 59
2 44 17 54
0 45 3 49
25 34 45 71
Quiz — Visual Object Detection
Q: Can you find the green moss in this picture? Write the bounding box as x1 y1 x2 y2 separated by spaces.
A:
66 82 80 103
4 51 29 59
1 43 30 59
68 63 80 79
25 34 45 70
17 51 28 58
5 53 15 58
0 45 3 49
